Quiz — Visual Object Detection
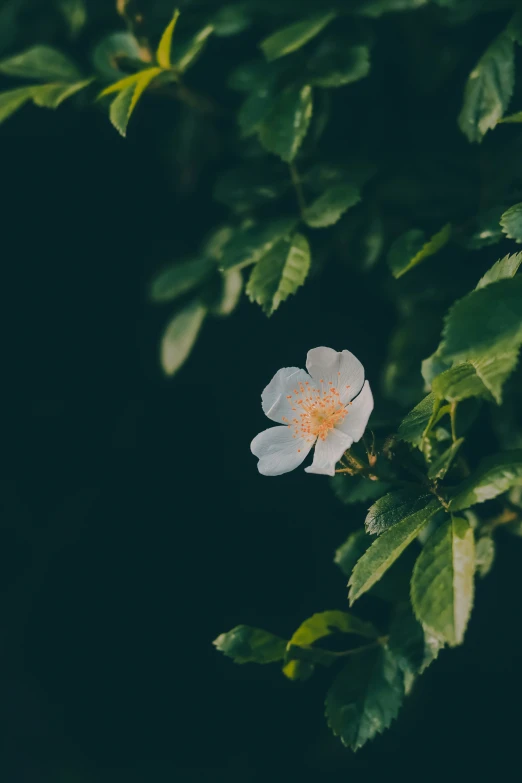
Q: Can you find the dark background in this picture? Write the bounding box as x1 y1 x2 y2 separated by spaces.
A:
2 29 522 783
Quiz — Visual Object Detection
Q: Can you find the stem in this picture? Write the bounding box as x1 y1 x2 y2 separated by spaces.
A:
289 162 307 219
450 402 458 443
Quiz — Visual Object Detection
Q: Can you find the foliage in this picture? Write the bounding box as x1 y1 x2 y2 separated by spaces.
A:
7 0 522 756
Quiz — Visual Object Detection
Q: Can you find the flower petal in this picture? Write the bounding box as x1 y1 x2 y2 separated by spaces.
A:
261 366 314 423
251 426 314 476
336 381 373 442
306 347 364 404
304 429 353 476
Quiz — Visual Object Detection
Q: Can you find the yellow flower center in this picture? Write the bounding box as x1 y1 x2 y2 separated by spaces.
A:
281 376 350 446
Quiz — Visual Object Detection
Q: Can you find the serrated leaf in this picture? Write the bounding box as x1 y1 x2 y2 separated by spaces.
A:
219 218 297 272
304 183 360 228
108 67 162 136
308 43 370 88
388 224 451 279
439 276 522 362
476 251 522 288
331 475 391 506
397 393 438 446
259 84 313 163
0 86 35 124
458 206 506 250
432 353 519 404
0 45 81 82
325 646 404 751
171 24 213 73
449 450 522 511
156 9 180 69
388 603 442 679
150 257 214 303
349 500 440 604
475 535 495 578
427 439 464 480
246 233 310 316
160 300 206 376
365 491 433 536
32 79 92 108
500 204 522 244
411 516 474 646
260 12 336 62
458 32 514 143
213 625 287 664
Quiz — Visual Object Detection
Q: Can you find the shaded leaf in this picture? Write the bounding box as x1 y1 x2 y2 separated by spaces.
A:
334 530 370 578
432 353 519 404
458 32 514 142
325 646 404 751
308 43 370 88
427 439 464 480
160 300 206 376
92 31 143 80
0 86 35 124
246 233 310 316
397 393 438 447
210 269 243 316
388 602 442 679
387 224 451 279
150 257 214 303
156 9 180 69
259 84 313 163
260 13 336 62
171 24 214 73
458 206 506 250
449 450 522 511
349 500 440 604
213 625 287 664
500 204 522 244
219 218 297 272
108 67 162 136
32 79 92 108
212 4 252 37
365 491 433 536
331 475 391 506
0 45 81 82
475 535 495 578
411 516 475 646
304 183 360 228
214 163 290 212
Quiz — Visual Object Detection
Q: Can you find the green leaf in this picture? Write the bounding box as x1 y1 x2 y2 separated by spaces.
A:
411 516 475 646
213 625 287 664
476 251 522 288
214 163 290 212
427 439 464 480
246 233 310 316
334 530 370 578
308 43 370 88
439 277 522 362
387 224 452 279
432 353 519 404
108 67 162 136
160 300 206 376
0 86 35 124
219 218 297 272
500 204 522 244
397 392 438 447
349 500 440 604
475 535 495 578
259 84 313 163
92 31 143 80
210 269 243 316
289 611 379 647
458 32 515 143
449 450 522 511
0 45 81 82
150 257 214 303
388 603 442 680
156 9 180 69
212 4 252 37
331 475 391 506
171 24 213 73
499 111 522 124
304 183 360 228
352 0 429 16
32 79 92 108
325 646 404 751
458 206 506 250
260 12 336 62
58 0 87 38
365 491 433 536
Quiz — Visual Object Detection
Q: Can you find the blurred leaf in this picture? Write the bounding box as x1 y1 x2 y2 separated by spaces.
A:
213 625 287 663
304 183 360 228
0 86 35 124
458 206 506 250
150 257 214 303
365 491 433 536
107 67 162 137
214 163 290 212
0 45 81 82
476 251 522 288
500 111 522 123
352 0 429 15
397 393 438 446
349 500 440 604
331 475 391 505
210 269 243 316
458 32 514 143
160 300 207 376
325 646 404 751
260 13 336 62
259 84 313 163
388 603 442 679
334 530 370 577
156 9 180 69
219 218 297 272
92 32 143 80
411 516 474 646
32 79 92 108
427 438 463 480
308 43 370 88
387 224 451 279
246 233 311 315
500 203 522 243
57 0 87 38
212 4 252 37
449 450 522 511
475 535 495 578
171 25 214 73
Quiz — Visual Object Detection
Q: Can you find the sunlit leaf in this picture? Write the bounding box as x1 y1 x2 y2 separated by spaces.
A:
156 9 180 69
0 45 81 81
500 204 522 244
259 84 313 163
107 67 162 136
213 625 287 664
449 450 522 510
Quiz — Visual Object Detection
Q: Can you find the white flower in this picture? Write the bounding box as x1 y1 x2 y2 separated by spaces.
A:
251 347 374 477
